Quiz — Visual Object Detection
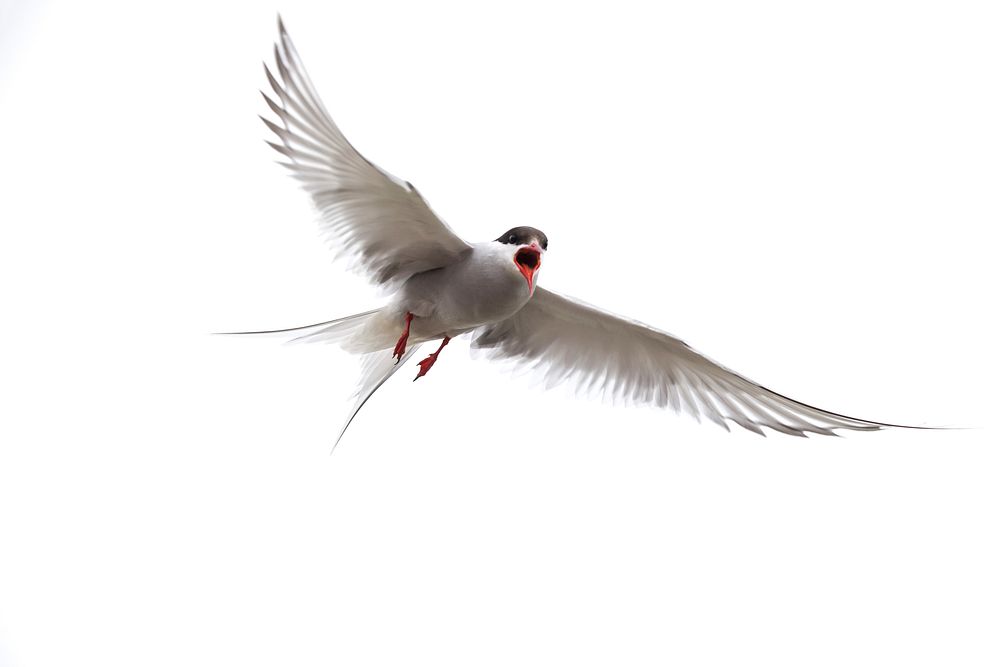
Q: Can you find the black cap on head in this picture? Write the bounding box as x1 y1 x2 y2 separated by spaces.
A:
496 226 548 250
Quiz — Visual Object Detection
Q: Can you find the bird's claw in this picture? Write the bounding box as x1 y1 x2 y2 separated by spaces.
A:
413 353 439 381
392 312 413 363
392 333 409 363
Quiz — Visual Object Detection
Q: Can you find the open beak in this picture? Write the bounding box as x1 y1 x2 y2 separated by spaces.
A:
514 244 542 295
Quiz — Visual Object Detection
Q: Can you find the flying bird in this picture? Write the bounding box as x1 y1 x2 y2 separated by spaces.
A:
228 18 927 447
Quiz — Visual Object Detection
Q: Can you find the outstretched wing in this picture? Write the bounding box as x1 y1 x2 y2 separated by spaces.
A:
261 18 471 288
473 287 911 437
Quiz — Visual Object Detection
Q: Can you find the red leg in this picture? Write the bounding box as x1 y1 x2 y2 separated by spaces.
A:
413 336 451 381
392 312 413 364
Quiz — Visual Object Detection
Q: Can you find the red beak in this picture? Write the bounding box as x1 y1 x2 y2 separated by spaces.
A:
514 244 542 294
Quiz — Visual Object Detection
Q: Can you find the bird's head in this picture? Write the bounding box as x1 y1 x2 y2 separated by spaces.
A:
495 226 548 295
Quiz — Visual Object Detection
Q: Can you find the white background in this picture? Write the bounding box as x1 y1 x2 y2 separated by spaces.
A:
1 1 998 665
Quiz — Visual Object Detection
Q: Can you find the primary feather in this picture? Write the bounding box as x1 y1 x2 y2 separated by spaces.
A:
230 18 940 444
262 18 470 289
473 288 907 437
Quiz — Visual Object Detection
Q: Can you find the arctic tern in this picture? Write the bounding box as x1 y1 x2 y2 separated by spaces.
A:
228 18 927 446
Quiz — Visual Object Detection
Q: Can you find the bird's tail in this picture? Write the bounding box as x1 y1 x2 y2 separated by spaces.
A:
217 307 424 449
215 308 402 354
332 344 424 451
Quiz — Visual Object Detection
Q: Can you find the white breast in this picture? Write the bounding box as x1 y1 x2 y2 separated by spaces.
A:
398 241 538 338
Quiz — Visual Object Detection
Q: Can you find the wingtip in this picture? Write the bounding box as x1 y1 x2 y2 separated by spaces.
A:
276 15 293 51
891 423 973 432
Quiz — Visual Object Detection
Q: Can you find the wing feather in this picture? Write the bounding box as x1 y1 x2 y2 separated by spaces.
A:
472 287 919 437
261 18 471 288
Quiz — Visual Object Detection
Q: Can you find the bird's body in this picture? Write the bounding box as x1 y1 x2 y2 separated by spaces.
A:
285 239 540 355
226 18 934 446
396 241 536 342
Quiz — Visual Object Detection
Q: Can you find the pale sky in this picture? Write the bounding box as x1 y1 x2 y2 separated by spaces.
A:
1 1 998 666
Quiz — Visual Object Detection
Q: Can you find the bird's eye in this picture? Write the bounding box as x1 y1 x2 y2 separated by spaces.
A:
508 234 517 244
